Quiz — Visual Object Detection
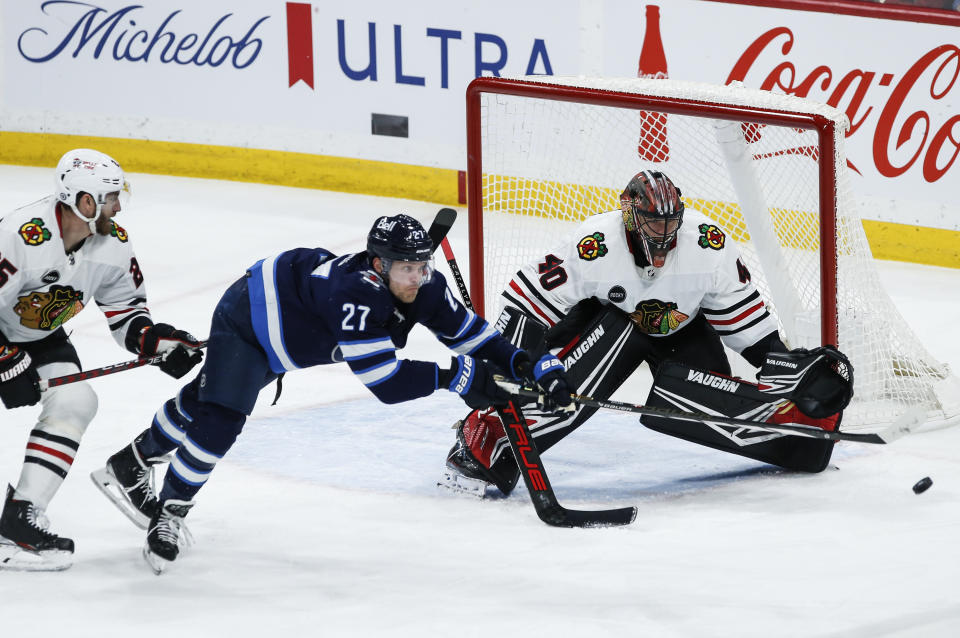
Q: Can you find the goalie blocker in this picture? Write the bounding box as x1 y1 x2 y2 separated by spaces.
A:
644 349 853 472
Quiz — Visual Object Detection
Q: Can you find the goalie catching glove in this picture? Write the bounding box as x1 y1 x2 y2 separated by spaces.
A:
0 345 41 409
138 323 204 379
757 345 853 419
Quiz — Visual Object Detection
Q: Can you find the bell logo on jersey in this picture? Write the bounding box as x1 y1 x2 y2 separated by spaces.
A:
577 232 608 261
629 299 689 335
14 285 85 331
697 223 725 250
110 222 129 243
19 218 51 246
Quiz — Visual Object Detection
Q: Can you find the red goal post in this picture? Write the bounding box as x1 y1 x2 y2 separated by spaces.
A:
466 76 840 345
464 75 959 432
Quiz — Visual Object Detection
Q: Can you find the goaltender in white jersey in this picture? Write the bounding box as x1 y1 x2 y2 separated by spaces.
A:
0 149 203 571
503 207 776 354
442 170 852 498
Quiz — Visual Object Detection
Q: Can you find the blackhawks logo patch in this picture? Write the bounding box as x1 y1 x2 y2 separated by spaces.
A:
14 285 85 331
698 223 725 250
111 222 129 242
628 299 689 335
577 232 607 261
19 218 51 246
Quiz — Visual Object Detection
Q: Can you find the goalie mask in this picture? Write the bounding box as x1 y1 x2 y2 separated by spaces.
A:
620 170 684 268
55 149 130 234
366 214 435 287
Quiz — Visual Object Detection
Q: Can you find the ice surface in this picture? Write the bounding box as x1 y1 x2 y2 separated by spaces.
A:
1 166 958 637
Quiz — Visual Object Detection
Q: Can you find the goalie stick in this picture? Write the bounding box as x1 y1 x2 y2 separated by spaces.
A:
38 341 209 391
494 377 923 445
441 234 636 527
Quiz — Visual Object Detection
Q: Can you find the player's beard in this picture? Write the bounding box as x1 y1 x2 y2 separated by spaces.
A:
394 286 419 303
94 213 114 235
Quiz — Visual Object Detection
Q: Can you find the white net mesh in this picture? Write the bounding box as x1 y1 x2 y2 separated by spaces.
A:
473 76 960 432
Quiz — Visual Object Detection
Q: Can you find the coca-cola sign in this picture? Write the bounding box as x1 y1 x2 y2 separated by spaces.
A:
726 27 959 184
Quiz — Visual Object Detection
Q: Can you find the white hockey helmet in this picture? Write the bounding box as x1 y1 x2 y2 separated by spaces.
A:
54 149 128 232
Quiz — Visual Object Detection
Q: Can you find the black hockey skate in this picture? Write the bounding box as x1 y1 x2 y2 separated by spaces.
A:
143 499 194 575
0 485 74 571
439 420 520 498
90 442 161 530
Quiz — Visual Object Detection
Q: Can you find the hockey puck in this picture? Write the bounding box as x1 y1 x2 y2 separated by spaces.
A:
912 477 933 494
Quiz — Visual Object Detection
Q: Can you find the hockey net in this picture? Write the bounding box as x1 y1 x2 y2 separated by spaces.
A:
466 75 960 433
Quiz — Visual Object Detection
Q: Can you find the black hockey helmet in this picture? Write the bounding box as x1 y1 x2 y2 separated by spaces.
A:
620 170 685 267
366 214 435 283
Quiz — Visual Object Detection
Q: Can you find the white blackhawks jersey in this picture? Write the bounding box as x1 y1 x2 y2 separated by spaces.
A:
0 196 151 348
501 208 779 354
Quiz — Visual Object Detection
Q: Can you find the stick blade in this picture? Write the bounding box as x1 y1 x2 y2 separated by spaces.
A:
428 208 457 252
875 405 927 443
537 501 638 528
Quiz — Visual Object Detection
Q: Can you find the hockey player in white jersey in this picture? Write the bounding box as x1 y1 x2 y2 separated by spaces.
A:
0 149 204 571
442 170 853 497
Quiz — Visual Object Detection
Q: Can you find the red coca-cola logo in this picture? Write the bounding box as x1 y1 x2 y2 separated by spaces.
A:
727 27 960 183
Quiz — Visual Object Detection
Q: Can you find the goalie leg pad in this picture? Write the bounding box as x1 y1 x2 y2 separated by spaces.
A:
489 304 652 472
644 361 838 472
444 303 652 496
494 304 549 351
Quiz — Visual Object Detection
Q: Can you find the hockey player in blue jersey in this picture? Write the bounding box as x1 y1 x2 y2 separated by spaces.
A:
91 213 571 573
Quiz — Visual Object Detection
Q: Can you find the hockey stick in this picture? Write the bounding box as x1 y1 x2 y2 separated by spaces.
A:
442 235 636 527
38 341 208 391
496 400 637 527
493 376 921 445
428 207 457 254
440 237 471 308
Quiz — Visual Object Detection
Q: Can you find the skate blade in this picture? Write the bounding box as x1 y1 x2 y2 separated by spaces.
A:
0 540 72 572
142 544 171 575
90 466 150 530
437 467 488 499
142 528 194 575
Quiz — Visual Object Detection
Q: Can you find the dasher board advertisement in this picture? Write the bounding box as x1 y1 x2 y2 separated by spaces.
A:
0 0 957 237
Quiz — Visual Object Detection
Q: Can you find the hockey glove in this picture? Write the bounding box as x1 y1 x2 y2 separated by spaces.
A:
444 355 511 410
513 351 574 413
758 345 854 419
0 345 41 409
531 354 574 413
139 323 204 379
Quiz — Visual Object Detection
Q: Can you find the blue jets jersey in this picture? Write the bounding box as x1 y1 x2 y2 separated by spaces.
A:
245 248 519 404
